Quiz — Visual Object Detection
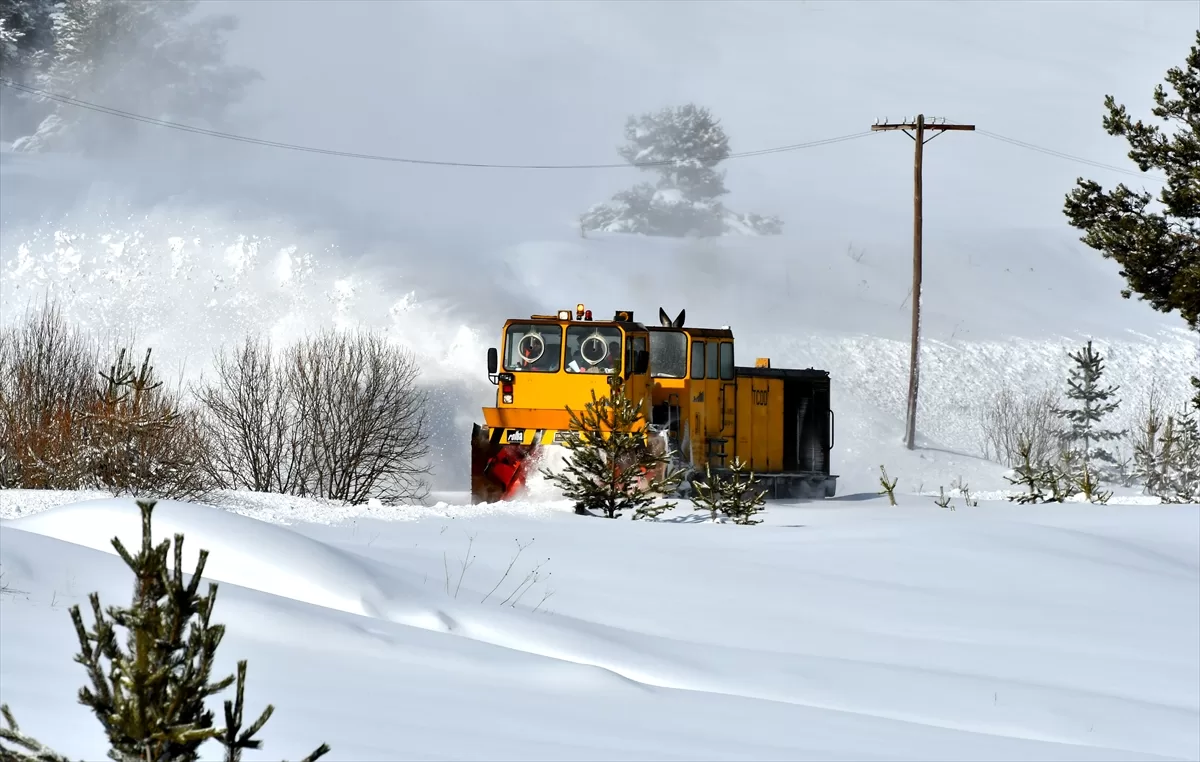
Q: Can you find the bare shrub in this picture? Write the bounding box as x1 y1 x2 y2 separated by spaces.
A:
0 300 213 499
193 335 306 494
0 300 97 489
287 330 430 504
979 386 1064 467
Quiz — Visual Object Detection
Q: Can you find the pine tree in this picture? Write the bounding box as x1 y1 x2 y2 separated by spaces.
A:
1005 437 1050 504
580 103 783 237
1063 31 1200 412
1052 341 1125 481
1071 461 1113 504
83 347 212 500
1159 407 1200 503
0 500 330 762
544 386 684 518
0 0 54 140
12 0 258 154
690 458 767 525
0 15 24 69
1132 397 1167 495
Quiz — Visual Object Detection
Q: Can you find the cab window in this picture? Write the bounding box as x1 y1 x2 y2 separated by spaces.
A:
625 334 647 374
706 339 719 379
719 342 735 380
650 330 687 378
504 323 562 372
690 340 705 379
565 325 622 374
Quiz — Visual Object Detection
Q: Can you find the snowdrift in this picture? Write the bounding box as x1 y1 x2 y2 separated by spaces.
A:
2 495 1197 760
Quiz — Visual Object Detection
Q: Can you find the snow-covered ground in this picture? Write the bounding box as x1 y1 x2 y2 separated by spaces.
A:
1 492 1197 761
2 152 1198 760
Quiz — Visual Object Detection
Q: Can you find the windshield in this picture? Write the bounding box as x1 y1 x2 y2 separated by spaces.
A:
565 325 622 374
503 323 562 372
649 330 687 378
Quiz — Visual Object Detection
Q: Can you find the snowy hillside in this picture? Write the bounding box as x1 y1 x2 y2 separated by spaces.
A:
1 194 1194 493
1 492 1197 761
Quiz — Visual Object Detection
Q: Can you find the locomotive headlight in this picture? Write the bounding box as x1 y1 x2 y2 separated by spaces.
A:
557 309 571 320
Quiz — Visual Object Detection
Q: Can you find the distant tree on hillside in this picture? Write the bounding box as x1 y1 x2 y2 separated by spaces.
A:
8 0 258 154
0 0 53 138
1063 30 1200 411
580 103 783 238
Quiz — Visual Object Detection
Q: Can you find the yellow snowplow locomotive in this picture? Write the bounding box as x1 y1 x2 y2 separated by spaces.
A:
470 305 837 503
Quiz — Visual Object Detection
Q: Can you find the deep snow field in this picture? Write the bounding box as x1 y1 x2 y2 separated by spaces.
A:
2 490 1198 761
2 154 1199 760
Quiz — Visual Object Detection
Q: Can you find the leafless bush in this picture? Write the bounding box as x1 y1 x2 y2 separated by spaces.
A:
0 300 98 489
287 330 431 504
193 335 306 494
979 386 1064 467
0 300 213 499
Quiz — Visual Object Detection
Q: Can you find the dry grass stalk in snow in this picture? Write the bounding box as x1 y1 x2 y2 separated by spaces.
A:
878 465 898 505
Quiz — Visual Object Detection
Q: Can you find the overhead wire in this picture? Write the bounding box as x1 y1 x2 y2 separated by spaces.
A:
0 79 1169 183
0 78 875 169
938 119 1164 183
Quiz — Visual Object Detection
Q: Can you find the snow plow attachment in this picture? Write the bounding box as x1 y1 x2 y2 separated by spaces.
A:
469 422 671 504
470 423 553 503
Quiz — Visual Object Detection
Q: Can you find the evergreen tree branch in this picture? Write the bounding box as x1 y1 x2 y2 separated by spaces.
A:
0 705 71 762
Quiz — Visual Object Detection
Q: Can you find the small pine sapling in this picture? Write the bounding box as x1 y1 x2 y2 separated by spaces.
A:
544 385 684 518
878 465 898 505
1132 399 1166 495
1159 406 1200 503
1114 452 1136 488
1052 340 1125 482
0 499 330 762
1005 437 1052 504
690 457 767 525
1050 447 1082 501
1072 461 1113 504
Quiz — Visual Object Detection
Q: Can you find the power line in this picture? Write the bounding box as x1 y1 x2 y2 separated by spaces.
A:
0 78 875 169
2 79 1169 183
973 127 1165 183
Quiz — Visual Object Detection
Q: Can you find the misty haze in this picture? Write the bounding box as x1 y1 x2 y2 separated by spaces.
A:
1 1 1198 760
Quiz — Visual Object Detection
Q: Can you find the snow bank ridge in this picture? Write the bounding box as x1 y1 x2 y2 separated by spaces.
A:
5 498 456 632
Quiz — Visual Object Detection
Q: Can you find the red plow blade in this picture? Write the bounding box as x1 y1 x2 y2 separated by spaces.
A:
470 423 543 503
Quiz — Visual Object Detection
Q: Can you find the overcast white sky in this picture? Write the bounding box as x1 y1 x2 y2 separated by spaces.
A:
194 0 1198 245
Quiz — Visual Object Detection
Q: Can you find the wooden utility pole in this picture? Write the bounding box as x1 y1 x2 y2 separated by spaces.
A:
871 115 975 450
